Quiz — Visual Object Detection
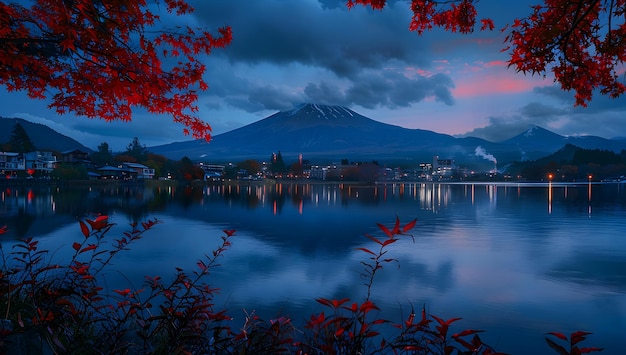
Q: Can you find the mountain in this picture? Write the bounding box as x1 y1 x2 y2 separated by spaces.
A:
149 104 502 166
500 125 626 161
148 104 626 166
499 125 568 161
531 143 583 164
7 105 624 167
0 117 92 152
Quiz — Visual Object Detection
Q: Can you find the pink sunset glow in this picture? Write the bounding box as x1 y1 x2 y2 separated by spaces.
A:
453 75 548 98
452 60 552 98
1 0 625 149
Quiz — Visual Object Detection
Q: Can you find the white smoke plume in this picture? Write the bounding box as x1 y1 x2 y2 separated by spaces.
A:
474 146 497 164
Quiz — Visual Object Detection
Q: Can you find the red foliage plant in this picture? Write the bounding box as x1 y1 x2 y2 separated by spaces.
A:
0 216 605 354
0 0 232 141
546 331 603 355
347 0 626 107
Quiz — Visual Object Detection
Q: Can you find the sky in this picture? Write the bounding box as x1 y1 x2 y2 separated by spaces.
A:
1 0 626 151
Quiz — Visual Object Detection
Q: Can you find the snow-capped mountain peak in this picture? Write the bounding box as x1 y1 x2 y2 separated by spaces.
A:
523 125 539 137
287 103 354 120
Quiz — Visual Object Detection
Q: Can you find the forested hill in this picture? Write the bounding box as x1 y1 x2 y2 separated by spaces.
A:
0 117 92 152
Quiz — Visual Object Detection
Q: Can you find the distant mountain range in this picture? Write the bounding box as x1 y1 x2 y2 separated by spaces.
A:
5 104 626 169
500 125 626 160
148 104 626 168
0 117 91 152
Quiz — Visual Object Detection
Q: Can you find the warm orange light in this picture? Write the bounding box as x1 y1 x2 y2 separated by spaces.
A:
548 174 553 180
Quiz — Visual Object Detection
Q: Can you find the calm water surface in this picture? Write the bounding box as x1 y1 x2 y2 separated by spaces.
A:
1 181 625 354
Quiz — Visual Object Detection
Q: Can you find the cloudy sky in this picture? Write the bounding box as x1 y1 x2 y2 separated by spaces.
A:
2 0 625 151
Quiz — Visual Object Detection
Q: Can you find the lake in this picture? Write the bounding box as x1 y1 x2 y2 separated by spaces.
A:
1 181 625 354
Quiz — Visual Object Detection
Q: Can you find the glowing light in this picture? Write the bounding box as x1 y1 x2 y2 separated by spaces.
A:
548 184 552 214
587 174 593 206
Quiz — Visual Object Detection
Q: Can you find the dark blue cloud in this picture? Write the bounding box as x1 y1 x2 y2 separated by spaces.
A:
304 71 455 109
194 0 432 77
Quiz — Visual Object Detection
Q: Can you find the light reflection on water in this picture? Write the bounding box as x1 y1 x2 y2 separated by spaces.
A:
1 181 625 354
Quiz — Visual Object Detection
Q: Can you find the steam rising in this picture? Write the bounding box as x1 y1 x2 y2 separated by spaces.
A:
474 146 497 164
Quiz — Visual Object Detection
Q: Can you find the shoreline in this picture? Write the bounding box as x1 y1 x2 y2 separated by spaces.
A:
1 177 622 190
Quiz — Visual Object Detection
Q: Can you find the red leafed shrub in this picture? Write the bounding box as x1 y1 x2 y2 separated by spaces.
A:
546 331 603 355
0 216 603 354
0 216 236 353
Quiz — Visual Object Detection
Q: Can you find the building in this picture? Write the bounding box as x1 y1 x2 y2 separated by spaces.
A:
24 151 57 175
418 162 433 180
0 150 161 181
62 149 90 164
432 156 457 179
0 152 25 177
199 164 225 181
97 165 127 180
309 165 328 180
120 162 155 179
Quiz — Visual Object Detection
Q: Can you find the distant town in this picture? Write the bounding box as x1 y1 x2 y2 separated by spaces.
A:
0 146 492 182
2 146 626 184
2 122 626 183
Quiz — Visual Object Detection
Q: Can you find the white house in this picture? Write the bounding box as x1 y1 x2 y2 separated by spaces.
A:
24 151 57 174
0 152 25 177
120 162 155 179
